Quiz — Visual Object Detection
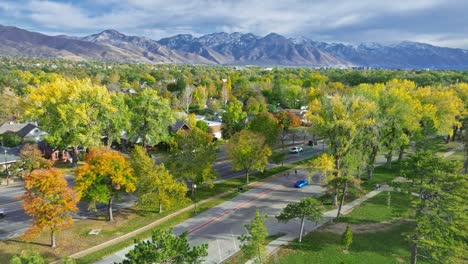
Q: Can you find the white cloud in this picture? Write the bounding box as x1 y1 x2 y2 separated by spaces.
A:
0 0 467 48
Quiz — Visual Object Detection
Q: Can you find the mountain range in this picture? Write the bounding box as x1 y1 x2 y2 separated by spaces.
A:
1 24 468 69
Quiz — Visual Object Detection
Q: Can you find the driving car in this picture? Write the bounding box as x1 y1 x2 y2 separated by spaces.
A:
294 179 308 188
289 146 303 153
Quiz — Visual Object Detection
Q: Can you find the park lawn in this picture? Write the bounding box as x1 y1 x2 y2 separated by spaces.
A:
272 222 427 264
271 191 428 264
338 191 412 224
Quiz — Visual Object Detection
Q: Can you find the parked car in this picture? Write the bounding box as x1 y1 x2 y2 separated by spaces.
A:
0 208 5 218
289 147 303 153
294 179 308 188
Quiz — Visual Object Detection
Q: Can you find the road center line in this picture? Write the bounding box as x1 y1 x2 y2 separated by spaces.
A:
188 178 297 234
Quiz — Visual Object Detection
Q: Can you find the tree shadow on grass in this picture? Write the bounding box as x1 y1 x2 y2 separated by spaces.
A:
282 221 414 262
7 238 51 247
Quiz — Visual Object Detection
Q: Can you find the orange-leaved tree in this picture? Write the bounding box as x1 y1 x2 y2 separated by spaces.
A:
75 147 136 221
21 168 78 248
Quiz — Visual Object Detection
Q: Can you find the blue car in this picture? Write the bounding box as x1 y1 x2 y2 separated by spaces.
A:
294 179 308 188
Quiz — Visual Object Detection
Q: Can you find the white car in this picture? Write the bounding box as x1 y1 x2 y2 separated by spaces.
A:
289 147 303 153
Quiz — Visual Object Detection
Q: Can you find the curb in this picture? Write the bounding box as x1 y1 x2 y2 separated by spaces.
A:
56 167 298 263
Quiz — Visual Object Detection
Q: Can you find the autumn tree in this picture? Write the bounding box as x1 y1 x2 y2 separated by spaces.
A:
131 146 187 213
414 85 464 144
21 168 78 247
23 77 113 166
193 85 208 108
166 128 218 194
15 144 52 176
275 110 301 149
128 89 175 147
120 229 208 264
378 80 422 168
227 130 272 184
276 197 323 242
307 94 374 217
247 112 279 146
239 210 268 264
75 147 136 221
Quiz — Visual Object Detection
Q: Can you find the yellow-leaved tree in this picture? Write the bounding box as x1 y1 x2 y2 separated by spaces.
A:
21 168 78 248
23 77 113 166
131 146 187 213
307 93 374 217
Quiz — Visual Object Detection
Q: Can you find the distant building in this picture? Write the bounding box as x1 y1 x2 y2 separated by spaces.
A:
195 115 223 139
0 122 46 143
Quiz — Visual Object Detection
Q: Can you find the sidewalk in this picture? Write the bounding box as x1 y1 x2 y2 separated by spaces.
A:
245 148 459 264
245 188 386 264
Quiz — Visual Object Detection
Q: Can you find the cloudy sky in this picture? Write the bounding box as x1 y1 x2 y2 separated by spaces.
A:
1 0 468 48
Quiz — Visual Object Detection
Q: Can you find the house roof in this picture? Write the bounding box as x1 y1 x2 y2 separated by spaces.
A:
169 121 191 133
0 122 38 138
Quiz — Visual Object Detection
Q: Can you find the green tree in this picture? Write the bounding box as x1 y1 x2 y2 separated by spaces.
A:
276 197 323 242
269 151 287 167
222 99 247 138
75 147 136 221
128 89 175 147
23 77 113 166
131 146 187 213
341 224 353 251
101 93 131 146
239 210 268 264
401 151 466 264
120 229 208 264
0 132 22 147
10 250 45 264
247 112 279 146
227 130 272 184
167 128 218 194
195 120 209 133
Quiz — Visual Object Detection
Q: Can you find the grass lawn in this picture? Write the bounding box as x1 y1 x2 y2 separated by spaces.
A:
271 192 426 264
272 222 425 264
338 191 412 224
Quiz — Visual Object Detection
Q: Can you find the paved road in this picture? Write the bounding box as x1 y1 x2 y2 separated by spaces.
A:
0 142 323 240
96 169 325 264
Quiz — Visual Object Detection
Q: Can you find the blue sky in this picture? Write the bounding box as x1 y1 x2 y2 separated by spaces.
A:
1 0 468 48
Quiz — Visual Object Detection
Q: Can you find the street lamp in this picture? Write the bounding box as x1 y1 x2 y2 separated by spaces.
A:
193 183 197 214
2 142 8 185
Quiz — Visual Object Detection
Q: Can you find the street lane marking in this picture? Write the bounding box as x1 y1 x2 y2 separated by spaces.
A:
0 201 22 207
188 178 297 234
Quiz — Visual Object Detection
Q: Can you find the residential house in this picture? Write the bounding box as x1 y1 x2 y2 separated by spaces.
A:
0 122 46 143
